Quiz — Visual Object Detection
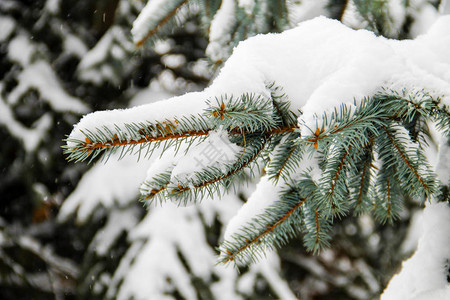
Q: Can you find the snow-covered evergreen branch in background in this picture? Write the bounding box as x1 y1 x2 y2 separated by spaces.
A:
131 0 443 65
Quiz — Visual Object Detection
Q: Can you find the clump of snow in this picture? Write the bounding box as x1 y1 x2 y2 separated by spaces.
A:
381 201 450 300
206 0 236 62
8 61 89 114
131 0 167 44
0 16 15 42
436 136 450 184
399 210 424 254
77 26 133 85
63 33 88 58
161 54 186 68
44 0 60 14
440 0 450 14
77 30 113 71
58 153 153 223
223 175 281 244
341 0 368 29
90 207 140 256
154 39 174 55
8 35 35 66
387 0 407 35
171 129 242 184
0 84 52 152
238 0 255 15
408 0 440 37
287 0 328 26
207 16 450 136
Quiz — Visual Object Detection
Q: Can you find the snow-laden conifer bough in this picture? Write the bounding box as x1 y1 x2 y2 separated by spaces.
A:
64 17 450 266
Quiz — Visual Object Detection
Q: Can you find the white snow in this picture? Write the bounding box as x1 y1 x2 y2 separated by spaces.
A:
131 0 172 44
161 54 186 68
67 90 206 147
8 61 89 114
287 0 328 26
249 253 298 300
154 39 174 55
238 0 255 15
44 0 60 14
408 1 441 37
0 16 15 42
399 210 424 254
205 0 236 62
58 152 153 223
78 30 113 71
223 175 281 244
63 33 88 58
341 0 367 30
0 84 52 152
76 26 133 85
440 0 450 14
90 207 140 256
436 136 450 184
388 0 407 35
381 201 450 300
8 35 35 66
102 190 296 300
171 129 242 184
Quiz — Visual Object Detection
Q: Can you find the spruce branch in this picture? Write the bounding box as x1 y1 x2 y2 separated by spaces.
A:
266 132 303 182
65 83 447 265
63 115 212 163
205 93 279 132
140 169 174 205
164 135 268 205
134 0 189 47
377 88 450 136
301 198 332 254
373 168 403 224
378 124 436 199
349 143 375 214
218 183 310 265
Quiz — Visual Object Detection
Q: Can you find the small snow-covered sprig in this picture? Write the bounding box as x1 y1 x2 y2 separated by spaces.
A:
63 115 212 164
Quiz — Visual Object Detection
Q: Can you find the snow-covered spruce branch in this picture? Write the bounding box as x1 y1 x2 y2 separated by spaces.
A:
65 86 448 264
65 17 450 265
141 134 270 206
218 184 310 265
63 90 296 164
217 90 448 264
132 0 189 47
132 0 294 63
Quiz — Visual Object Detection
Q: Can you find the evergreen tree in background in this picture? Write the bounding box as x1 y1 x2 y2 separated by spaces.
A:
1 1 449 299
